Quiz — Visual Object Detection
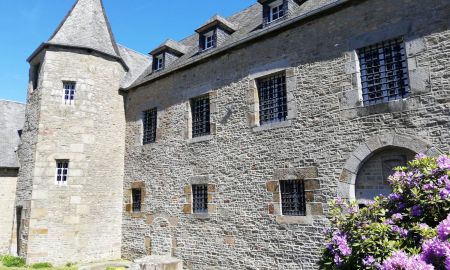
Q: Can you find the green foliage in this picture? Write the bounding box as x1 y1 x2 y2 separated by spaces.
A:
64 262 75 268
319 154 450 269
31 262 53 269
1 255 26 268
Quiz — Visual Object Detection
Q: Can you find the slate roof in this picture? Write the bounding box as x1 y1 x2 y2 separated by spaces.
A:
48 0 121 58
0 100 26 168
195 15 238 34
128 0 342 89
118 44 152 89
149 39 189 56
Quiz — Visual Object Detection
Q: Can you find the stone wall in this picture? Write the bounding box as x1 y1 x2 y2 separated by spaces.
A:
0 169 18 254
16 48 126 265
122 0 450 269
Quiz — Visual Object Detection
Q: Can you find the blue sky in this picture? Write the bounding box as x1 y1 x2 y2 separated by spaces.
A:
0 0 255 103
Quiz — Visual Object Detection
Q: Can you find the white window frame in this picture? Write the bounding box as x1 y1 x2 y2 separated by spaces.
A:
55 160 69 186
204 31 215 50
155 54 164 71
63 82 76 105
269 0 285 22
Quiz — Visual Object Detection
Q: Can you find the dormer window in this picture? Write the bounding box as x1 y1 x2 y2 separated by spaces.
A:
154 54 164 71
203 31 216 51
269 0 285 22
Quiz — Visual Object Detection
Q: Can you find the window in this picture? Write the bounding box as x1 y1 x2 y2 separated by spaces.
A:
257 73 288 125
358 38 410 106
203 31 216 51
154 54 164 71
192 184 208 213
280 180 306 216
132 188 142 213
143 108 157 144
56 161 69 185
32 63 41 90
191 95 210 138
63 82 76 105
269 0 285 22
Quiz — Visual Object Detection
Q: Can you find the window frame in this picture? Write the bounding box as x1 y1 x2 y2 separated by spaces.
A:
131 188 142 213
279 179 306 217
55 160 69 186
142 108 158 145
257 72 288 126
190 94 211 138
63 81 76 105
357 38 410 106
154 54 164 71
268 0 285 23
192 184 208 214
203 30 216 51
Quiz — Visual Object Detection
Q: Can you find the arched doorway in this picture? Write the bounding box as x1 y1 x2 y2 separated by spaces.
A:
355 147 415 205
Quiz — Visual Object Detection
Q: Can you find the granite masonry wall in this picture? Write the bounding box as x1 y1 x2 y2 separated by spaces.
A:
0 169 18 254
122 0 450 269
15 48 127 265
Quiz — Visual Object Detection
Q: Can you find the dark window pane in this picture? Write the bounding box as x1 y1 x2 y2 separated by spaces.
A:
257 73 288 125
132 188 142 213
143 108 157 144
192 184 208 213
358 39 410 106
191 95 210 138
280 180 306 216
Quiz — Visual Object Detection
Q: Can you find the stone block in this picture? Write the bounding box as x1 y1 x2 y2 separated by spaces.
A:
305 191 314 202
183 186 191 194
207 204 217 214
182 204 192 214
268 204 274 215
207 184 216 192
266 180 279 192
146 214 155 224
309 203 324 215
304 179 320 190
224 235 236 246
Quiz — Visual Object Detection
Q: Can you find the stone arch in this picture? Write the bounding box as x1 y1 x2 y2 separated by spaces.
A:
148 216 174 256
338 133 441 201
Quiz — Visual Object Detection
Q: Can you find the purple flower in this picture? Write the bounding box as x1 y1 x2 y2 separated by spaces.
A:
415 153 427 159
363 255 375 266
331 231 352 256
438 175 450 188
389 193 403 201
334 254 343 266
382 251 433 270
437 155 450 170
420 237 450 268
437 215 450 241
440 188 450 200
384 219 394 225
411 205 423 217
391 225 408 237
419 223 430 230
392 213 403 221
423 183 436 191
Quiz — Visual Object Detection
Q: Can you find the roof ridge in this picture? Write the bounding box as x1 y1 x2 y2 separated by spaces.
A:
117 43 151 59
0 99 26 105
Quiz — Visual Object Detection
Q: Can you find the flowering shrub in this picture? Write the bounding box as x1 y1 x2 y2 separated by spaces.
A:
320 154 450 269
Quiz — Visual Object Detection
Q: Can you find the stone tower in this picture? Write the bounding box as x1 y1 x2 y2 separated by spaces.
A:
15 0 128 265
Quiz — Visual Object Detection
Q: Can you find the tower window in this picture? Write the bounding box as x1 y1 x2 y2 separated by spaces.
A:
132 188 142 213
63 82 76 105
358 38 410 106
192 184 208 213
32 63 41 90
56 161 69 185
280 180 306 216
191 95 211 138
257 73 288 125
143 108 157 144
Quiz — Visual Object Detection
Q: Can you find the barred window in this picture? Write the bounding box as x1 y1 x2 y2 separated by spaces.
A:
191 95 210 138
56 161 69 185
63 82 76 105
358 38 410 106
280 180 306 216
192 184 208 213
143 108 157 144
132 188 142 213
257 73 288 125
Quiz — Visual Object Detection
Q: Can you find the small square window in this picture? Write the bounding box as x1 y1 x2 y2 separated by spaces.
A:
257 73 288 125
143 108 157 144
132 188 142 213
191 95 211 138
203 31 216 51
63 82 76 105
154 54 164 71
358 38 410 106
280 180 306 216
192 184 208 213
56 161 69 185
269 0 285 22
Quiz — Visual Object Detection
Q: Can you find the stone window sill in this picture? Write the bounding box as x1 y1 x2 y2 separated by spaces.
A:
191 213 210 220
130 212 145 218
252 120 291 133
187 134 214 144
356 98 411 116
275 215 313 225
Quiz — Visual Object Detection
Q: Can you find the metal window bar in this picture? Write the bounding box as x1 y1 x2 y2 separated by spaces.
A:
280 180 306 216
143 108 157 144
132 188 142 213
358 38 410 106
192 184 208 213
56 161 69 184
63 82 76 105
191 95 210 138
257 73 288 125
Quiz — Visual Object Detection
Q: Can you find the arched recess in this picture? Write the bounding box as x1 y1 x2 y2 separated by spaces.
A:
338 133 441 201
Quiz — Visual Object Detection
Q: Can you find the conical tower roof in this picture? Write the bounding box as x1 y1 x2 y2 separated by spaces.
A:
47 0 120 57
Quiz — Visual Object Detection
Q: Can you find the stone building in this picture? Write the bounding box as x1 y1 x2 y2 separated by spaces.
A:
0 100 25 255
2 0 450 269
